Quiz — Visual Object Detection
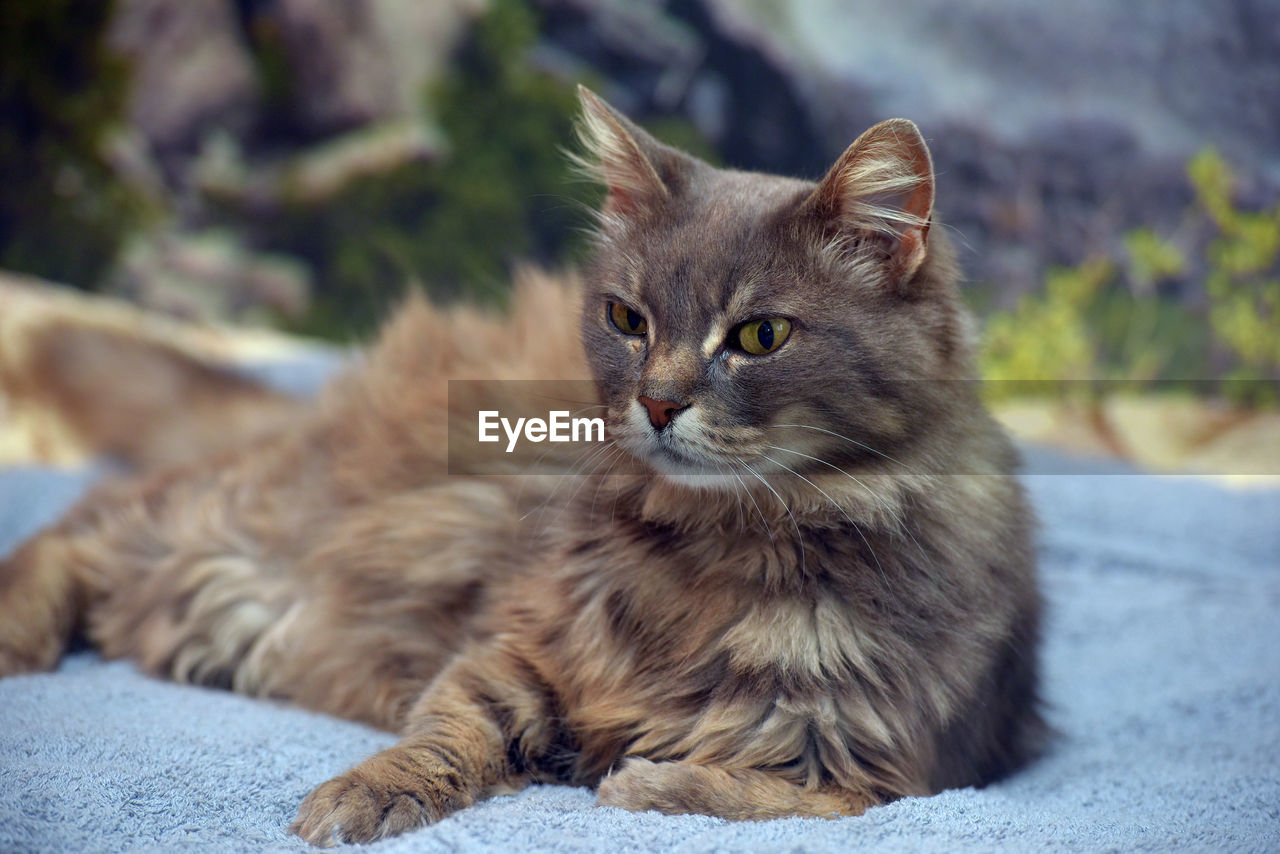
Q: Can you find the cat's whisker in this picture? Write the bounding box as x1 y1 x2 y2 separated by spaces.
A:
735 457 803 572
589 446 628 519
517 463 577 524
589 446 624 508
610 468 623 530
760 452 885 582
771 423 918 474
519 402 613 476
730 469 747 533
544 440 626 531
757 454 849 524
763 445 910 533
727 465 774 548
519 438 617 525
509 403 612 515
765 443 929 560
938 218 976 255
552 440 617 509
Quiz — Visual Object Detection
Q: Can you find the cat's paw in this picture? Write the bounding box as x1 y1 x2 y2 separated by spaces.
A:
289 747 473 847
596 757 699 815
0 548 68 678
0 625 66 678
290 771 438 847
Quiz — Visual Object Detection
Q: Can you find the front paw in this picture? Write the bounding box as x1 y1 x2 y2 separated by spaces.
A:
289 771 436 847
596 757 697 815
289 749 471 847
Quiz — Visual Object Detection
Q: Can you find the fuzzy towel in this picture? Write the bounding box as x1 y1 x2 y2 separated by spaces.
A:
2 453 1278 853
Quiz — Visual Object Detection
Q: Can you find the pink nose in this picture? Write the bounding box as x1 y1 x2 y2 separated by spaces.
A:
637 396 686 429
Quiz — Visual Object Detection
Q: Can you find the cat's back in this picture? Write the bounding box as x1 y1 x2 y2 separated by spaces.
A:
317 269 590 498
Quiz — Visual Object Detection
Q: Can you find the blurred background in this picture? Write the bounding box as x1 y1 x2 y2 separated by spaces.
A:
1 0 1278 475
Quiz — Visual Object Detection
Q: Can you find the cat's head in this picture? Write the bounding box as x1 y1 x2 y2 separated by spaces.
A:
574 87 971 487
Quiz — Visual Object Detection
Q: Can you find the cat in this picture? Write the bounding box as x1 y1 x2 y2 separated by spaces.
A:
0 86 1043 846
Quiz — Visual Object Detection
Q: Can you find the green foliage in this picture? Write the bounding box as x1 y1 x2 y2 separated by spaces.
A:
0 0 151 286
243 0 714 340
252 0 601 338
415 0 597 297
1124 228 1185 291
0 0 713 338
980 147 1280 407
1189 149 1280 386
981 258 1113 386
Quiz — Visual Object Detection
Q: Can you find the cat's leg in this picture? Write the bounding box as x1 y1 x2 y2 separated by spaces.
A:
3 438 521 738
291 643 556 846
0 534 82 675
0 471 177 677
0 464 291 682
595 757 879 820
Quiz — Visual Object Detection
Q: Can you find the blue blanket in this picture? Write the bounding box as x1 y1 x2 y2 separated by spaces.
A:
2 456 1278 852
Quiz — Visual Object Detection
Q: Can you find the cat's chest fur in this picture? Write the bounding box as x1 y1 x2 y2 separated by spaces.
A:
508 503 962 794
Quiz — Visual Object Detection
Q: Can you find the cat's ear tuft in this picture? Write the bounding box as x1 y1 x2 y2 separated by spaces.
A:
804 118 935 283
572 85 687 219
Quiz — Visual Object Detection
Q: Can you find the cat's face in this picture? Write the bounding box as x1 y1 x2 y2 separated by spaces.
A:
575 88 963 486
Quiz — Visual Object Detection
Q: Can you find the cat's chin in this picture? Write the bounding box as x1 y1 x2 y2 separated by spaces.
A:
637 448 741 492
654 472 742 492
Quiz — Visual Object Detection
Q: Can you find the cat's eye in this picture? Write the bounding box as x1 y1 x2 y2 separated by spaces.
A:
608 302 648 336
735 318 792 355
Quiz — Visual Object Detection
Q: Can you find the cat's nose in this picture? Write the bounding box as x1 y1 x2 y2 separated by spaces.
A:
637 396 687 430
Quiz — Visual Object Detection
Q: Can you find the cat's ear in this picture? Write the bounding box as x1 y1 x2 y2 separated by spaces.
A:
573 85 692 218
803 119 935 283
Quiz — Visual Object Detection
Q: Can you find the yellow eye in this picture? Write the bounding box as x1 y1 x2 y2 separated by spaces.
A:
609 302 648 335
736 318 791 355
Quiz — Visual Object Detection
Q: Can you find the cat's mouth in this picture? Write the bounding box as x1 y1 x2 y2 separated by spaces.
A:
631 431 745 482
650 442 714 470
637 443 751 492
612 420 715 474
609 402 760 485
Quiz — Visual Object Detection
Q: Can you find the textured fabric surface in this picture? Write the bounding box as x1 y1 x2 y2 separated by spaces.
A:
2 460 1278 853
